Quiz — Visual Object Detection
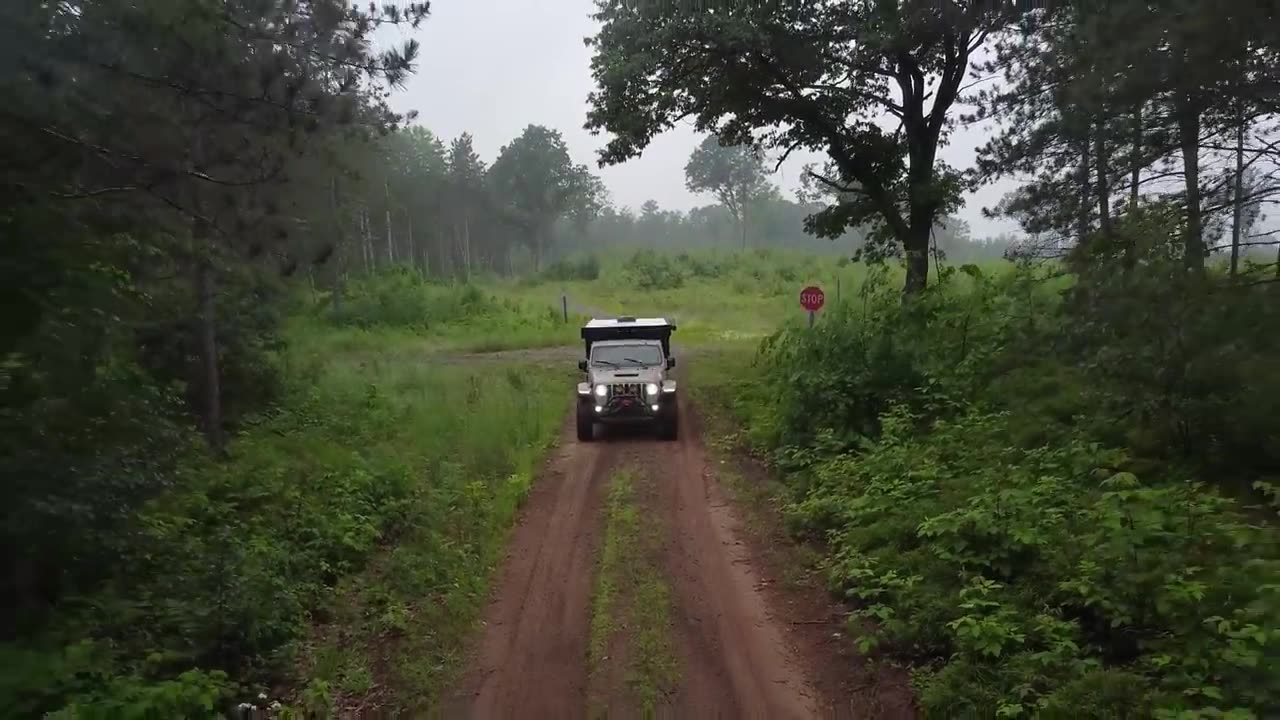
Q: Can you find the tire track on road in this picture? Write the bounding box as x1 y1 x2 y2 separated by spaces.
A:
443 416 619 719
444 369 831 719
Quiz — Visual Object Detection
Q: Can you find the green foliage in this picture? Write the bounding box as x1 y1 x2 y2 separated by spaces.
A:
135 261 287 426
1062 211 1280 482
543 253 601 282
0 207 286 648
625 249 688 290
322 266 578 351
326 267 482 329
297 348 570 711
2 2 435 708
0 320 571 716
698 248 1280 717
683 134 774 249
758 263 1058 452
488 124 604 267
586 0 988 292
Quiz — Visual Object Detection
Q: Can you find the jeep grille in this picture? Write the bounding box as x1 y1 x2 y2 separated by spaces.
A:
609 382 643 399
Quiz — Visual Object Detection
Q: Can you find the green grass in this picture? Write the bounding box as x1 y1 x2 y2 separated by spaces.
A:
588 470 679 717
505 255 866 345
314 268 586 353
493 250 1016 347
0 311 577 718
288 326 574 713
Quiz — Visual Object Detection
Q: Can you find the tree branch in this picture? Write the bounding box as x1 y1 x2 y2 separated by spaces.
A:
51 185 142 199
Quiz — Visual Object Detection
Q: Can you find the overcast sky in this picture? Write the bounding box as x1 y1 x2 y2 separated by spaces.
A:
380 1 1021 238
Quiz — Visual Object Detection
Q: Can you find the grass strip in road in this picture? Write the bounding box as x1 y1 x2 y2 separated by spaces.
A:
588 470 679 717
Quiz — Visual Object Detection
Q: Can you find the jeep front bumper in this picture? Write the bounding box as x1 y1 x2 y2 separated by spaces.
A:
577 380 676 423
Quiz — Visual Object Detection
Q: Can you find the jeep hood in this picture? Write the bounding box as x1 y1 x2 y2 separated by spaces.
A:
589 366 665 385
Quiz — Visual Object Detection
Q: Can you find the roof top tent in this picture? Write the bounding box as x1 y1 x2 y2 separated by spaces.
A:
581 317 677 357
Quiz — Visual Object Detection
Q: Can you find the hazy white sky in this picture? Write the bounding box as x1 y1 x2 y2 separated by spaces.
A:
380 1 1021 238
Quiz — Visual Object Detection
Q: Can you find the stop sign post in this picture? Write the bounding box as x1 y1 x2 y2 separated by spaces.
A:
800 285 825 327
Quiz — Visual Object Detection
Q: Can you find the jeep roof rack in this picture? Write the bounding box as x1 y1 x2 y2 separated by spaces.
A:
581 317 676 356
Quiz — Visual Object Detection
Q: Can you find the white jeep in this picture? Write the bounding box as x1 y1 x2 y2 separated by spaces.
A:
576 317 678 441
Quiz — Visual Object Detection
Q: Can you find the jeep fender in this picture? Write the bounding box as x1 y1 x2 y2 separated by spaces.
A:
661 380 677 395
577 382 591 397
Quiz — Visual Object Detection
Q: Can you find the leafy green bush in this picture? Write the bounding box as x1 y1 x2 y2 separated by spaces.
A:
677 252 727 279
543 254 601 281
1061 207 1280 484
796 406 1280 716
0 327 570 716
326 267 499 329
0 640 233 720
1 216 286 657
625 249 687 290
708 248 1280 718
757 264 1058 452
321 267 577 350
135 263 286 427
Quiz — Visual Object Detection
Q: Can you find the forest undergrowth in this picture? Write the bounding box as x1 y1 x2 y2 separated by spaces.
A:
1 275 571 717
693 226 1280 718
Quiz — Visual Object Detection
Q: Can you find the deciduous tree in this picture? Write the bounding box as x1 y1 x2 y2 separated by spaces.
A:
488 125 602 271
684 135 772 249
586 0 1013 295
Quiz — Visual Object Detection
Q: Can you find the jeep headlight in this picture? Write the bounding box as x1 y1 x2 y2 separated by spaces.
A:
645 383 659 398
594 383 608 398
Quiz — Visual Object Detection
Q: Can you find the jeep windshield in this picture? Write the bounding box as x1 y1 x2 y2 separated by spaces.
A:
591 344 662 368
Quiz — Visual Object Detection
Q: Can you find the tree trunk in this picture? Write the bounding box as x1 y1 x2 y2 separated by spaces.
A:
1177 100 1204 273
361 209 372 270
359 211 367 269
1129 104 1142 212
1095 121 1113 240
384 180 394 266
1125 105 1142 272
533 224 544 273
1231 110 1244 277
455 223 464 281
443 229 455 279
196 258 223 450
901 124 941 298
463 216 472 281
1076 136 1091 245
903 221 931 296
405 208 415 273
329 174 344 312
187 121 223 450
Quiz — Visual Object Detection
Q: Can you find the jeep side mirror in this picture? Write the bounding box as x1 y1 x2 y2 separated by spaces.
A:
666 357 676 369
578 359 588 372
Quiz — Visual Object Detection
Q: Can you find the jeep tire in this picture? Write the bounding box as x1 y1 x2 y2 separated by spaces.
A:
576 401 594 442
658 399 679 441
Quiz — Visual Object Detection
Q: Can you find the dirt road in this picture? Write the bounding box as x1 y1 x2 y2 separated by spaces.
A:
443 386 864 718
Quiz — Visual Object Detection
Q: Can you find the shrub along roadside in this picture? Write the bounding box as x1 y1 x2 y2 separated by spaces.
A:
693 259 1280 718
320 266 581 352
0 326 572 718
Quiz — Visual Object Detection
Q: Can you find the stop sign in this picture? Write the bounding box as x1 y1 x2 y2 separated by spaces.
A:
800 285 825 312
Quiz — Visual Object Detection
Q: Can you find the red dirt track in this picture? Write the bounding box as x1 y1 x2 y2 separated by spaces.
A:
444 375 902 718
